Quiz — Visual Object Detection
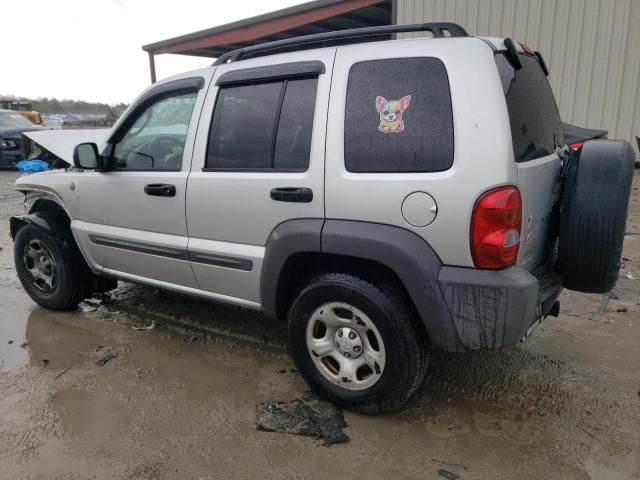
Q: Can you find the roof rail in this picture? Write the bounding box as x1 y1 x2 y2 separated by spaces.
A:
213 22 469 65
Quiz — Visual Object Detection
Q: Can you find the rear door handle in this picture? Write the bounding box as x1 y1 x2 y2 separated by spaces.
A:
144 183 176 197
270 187 313 203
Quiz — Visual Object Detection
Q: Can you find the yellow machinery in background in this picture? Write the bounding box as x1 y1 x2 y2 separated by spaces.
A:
0 100 43 125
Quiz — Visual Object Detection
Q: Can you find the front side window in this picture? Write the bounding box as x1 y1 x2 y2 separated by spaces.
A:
495 53 563 162
113 92 197 171
344 58 454 173
206 77 318 171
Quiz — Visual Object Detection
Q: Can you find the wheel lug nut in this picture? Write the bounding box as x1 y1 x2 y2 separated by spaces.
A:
337 329 343 337
344 352 351 358
348 331 356 340
336 342 340 349
353 345 361 353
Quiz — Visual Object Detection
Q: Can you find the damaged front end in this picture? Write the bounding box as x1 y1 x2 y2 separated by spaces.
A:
20 128 110 169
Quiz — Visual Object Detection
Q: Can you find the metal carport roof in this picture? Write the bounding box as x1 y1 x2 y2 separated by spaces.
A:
142 0 392 81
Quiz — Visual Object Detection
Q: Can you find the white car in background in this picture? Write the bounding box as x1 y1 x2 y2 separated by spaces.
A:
43 115 65 129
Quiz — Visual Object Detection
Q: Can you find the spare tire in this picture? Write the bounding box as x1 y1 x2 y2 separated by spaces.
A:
557 140 635 293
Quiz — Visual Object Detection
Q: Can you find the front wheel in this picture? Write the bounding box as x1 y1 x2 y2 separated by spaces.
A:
288 273 429 413
14 225 85 311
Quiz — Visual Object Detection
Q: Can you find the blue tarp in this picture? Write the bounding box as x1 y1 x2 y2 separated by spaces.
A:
16 159 49 173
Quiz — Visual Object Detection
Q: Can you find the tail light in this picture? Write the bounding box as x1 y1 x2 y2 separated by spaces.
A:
470 186 522 269
568 141 584 151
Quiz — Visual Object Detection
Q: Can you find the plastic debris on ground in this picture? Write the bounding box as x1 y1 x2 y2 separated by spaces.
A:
256 391 348 446
95 352 118 367
78 298 104 313
437 469 461 480
132 320 156 331
15 159 49 173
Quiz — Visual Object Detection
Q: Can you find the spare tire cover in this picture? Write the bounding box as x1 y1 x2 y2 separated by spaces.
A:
557 139 635 293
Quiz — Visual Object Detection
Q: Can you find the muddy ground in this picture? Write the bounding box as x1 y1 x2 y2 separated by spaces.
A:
1 169 639 480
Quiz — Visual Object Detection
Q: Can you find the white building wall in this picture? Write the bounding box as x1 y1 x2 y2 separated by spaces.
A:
396 0 640 152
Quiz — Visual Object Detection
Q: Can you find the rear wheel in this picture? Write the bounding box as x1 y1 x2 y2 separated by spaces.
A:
288 273 429 413
14 225 85 310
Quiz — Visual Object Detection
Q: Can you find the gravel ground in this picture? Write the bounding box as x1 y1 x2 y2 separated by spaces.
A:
1 169 639 480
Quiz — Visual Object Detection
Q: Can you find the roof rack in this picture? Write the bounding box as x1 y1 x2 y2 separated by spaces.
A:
213 22 469 65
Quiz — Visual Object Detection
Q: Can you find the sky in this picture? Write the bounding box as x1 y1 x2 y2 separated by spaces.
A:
1 0 305 105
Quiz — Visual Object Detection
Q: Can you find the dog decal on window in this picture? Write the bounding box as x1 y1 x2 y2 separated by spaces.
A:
375 95 411 133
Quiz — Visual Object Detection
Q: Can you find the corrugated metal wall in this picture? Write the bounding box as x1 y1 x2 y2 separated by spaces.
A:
396 0 640 153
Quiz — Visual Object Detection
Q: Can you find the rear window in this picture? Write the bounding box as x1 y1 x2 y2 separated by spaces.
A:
206 78 317 171
344 58 454 173
495 53 563 162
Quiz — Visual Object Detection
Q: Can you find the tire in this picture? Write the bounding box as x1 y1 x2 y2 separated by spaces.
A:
557 140 635 293
287 273 429 413
14 225 86 310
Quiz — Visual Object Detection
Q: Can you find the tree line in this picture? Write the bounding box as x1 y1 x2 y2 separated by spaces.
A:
0 94 128 115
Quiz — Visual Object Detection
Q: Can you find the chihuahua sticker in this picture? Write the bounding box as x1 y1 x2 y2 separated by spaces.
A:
375 95 411 133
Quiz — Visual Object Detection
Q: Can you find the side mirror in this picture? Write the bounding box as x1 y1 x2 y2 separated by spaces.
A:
73 142 104 170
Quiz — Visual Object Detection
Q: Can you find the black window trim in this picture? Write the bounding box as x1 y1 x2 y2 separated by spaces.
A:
203 74 319 173
102 77 204 172
215 60 325 87
201 166 308 173
107 76 205 145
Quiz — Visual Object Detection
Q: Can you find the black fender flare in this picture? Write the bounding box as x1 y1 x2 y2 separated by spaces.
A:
11 209 110 294
10 210 72 244
321 220 457 349
261 219 461 350
260 219 324 317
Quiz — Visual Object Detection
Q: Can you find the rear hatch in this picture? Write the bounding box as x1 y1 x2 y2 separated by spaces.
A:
494 49 563 271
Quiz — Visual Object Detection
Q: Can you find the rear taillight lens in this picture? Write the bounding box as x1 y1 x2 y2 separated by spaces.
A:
470 186 522 269
568 141 584 151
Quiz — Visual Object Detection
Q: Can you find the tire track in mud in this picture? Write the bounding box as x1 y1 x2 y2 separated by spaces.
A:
0 368 64 466
102 284 288 353
408 345 640 460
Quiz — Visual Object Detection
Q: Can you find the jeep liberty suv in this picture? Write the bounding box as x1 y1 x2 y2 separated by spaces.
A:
10 24 635 412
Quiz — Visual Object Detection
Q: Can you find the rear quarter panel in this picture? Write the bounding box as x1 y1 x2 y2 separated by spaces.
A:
324 37 517 267
516 154 562 269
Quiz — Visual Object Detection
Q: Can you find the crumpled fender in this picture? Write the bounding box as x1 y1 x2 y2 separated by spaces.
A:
10 210 72 243
11 209 115 293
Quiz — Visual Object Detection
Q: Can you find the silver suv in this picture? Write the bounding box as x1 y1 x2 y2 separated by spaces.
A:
10 24 635 412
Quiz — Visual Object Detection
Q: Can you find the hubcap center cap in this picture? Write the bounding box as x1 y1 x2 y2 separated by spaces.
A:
334 327 363 359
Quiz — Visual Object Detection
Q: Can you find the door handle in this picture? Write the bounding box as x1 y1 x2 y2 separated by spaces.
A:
270 187 313 203
144 183 176 197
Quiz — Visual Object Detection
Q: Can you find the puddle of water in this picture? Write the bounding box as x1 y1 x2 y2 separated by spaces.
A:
583 458 630 480
0 289 33 372
52 388 132 447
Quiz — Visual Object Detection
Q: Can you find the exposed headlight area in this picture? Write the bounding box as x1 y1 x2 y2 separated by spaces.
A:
0 138 18 150
0 136 24 168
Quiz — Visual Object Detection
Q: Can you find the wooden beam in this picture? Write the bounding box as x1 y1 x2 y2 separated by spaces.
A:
148 52 156 84
150 0 384 55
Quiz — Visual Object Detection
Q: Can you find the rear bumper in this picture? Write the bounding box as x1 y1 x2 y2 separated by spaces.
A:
434 260 562 351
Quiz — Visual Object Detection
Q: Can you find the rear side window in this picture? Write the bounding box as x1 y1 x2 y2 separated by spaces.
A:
495 53 563 162
206 78 317 171
344 58 454 173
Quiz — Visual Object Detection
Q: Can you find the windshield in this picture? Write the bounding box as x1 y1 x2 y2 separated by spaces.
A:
0 111 35 128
